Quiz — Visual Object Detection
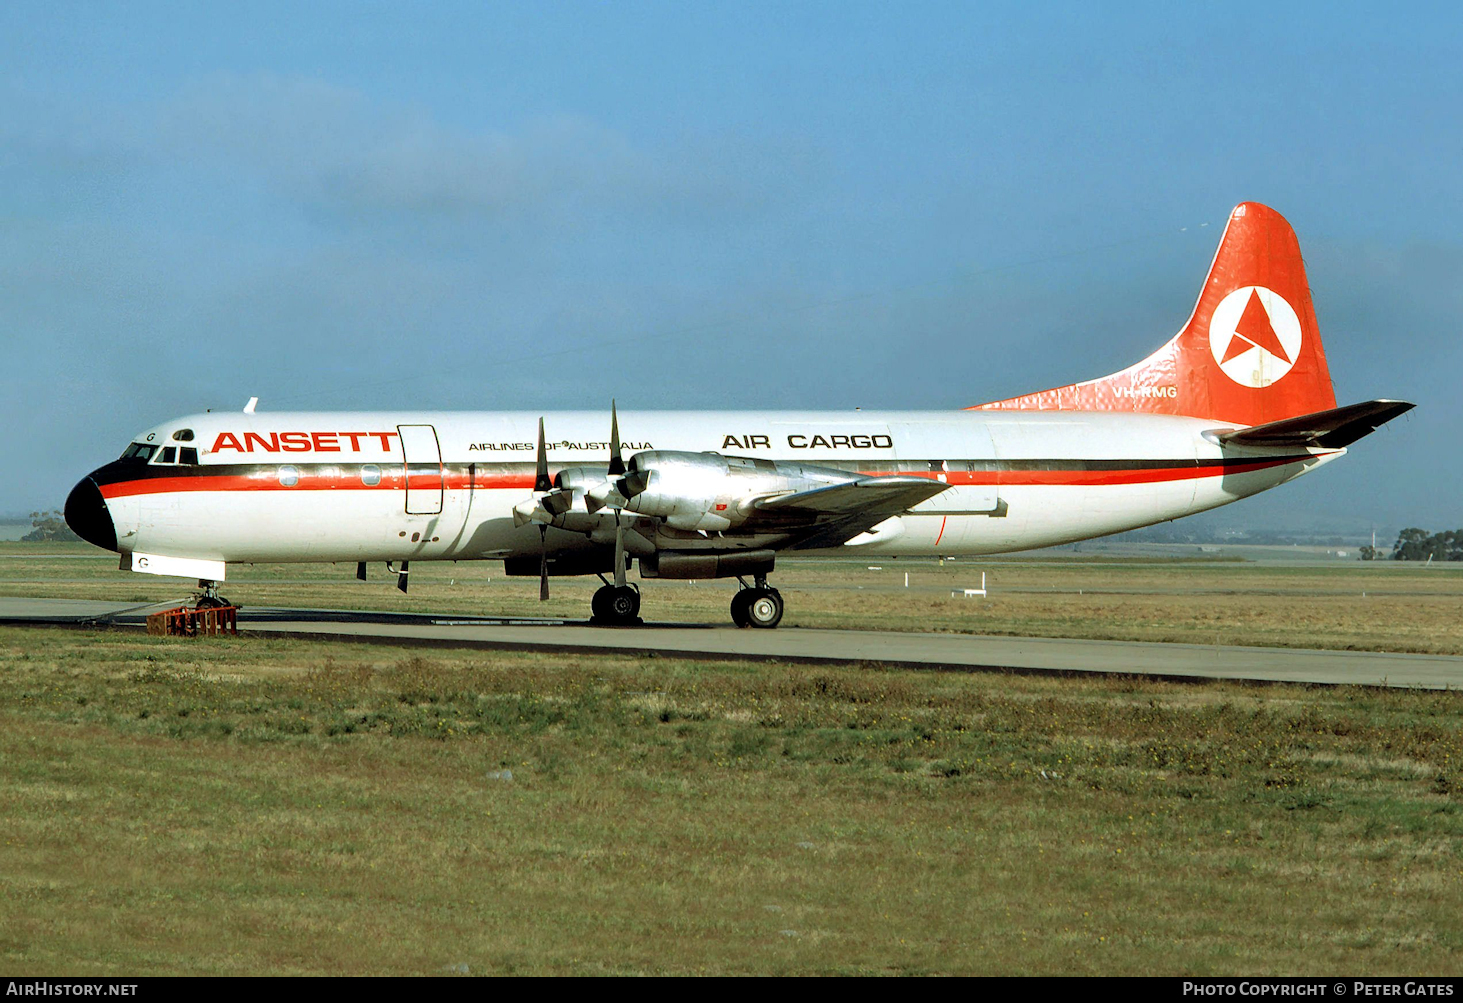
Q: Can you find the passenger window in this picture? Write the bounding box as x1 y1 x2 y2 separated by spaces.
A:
360 464 382 486
179 447 199 465
158 446 177 464
278 465 300 487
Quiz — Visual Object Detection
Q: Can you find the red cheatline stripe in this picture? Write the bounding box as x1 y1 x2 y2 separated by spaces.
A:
99 471 532 499
945 459 1300 486
98 455 1318 500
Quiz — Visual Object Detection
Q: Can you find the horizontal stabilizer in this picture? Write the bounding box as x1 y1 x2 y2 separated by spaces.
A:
755 476 949 517
1217 399 1414 449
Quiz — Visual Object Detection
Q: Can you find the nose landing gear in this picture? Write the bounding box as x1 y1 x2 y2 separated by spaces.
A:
731 574 783 629
193 579 233 609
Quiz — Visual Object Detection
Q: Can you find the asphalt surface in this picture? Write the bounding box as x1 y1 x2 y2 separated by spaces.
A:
3 596 1461 689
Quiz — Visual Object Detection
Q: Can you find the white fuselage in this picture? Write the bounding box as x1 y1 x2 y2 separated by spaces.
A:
90 408 1338 571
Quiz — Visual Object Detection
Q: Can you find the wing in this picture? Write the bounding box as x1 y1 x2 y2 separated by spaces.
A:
750 476 950 550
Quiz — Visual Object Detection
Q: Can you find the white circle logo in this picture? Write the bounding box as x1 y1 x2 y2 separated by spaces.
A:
1207 285 1303 388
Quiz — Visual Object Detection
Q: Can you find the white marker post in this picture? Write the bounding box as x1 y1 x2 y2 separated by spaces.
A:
952 572 987 598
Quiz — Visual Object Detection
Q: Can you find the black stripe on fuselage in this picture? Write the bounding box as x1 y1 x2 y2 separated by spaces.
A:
87 453 1319 486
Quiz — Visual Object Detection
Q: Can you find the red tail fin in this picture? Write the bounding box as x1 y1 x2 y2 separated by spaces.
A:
970 202 1337 426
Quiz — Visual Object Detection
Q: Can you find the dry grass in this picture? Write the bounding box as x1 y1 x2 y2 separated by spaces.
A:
0 625 1460 975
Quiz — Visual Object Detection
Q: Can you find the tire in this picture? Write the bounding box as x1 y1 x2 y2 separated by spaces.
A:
746 589 783 629
730 590 753 627
591 586 612 621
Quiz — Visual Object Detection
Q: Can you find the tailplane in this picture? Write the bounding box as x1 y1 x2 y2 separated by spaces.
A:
971 202 1340 426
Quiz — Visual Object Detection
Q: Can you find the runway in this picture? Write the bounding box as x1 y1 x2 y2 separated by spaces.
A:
3 596 1461 689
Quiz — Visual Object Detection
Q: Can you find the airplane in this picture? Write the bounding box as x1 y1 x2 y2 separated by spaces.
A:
64 202 1413 628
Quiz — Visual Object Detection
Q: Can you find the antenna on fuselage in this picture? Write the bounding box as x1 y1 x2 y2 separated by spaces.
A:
243 397 258 414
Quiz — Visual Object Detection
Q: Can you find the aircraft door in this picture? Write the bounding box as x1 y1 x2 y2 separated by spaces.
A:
398 424 444 515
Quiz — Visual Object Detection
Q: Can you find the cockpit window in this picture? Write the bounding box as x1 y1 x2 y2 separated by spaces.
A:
158 446 177 464
172 429 194 442
179 447 199 465
120 443 157 462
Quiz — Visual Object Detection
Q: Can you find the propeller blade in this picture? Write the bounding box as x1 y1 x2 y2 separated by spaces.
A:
356 561 366 582
608 399 625 477
618 469 650 499
541 489 575 517
584 479 625 513
396 560 409 594
538 526 550 601
534 417 552 493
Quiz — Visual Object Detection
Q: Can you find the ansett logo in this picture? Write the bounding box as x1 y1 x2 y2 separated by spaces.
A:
210 432 398 453
1208 286 1303 388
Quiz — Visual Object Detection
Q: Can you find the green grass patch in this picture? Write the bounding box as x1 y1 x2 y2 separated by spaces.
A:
0 626 1460 974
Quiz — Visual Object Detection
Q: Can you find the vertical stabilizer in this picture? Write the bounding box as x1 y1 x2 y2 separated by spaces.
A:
970 203 1337 426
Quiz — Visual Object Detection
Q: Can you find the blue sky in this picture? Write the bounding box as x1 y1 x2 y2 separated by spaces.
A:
1 2 1457 530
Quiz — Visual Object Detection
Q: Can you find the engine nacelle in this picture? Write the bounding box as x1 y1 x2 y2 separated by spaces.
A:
617 451 792 532
640 549 776 580
547 449 868 533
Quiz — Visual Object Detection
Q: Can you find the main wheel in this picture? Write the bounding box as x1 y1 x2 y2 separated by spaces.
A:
746 588 783 629
608 585 640 621
730 589 753 627
593 584 640 624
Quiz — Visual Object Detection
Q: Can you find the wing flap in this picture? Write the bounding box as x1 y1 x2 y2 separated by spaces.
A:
751 476 951 551
754 476 949 517
1217 399 1414 449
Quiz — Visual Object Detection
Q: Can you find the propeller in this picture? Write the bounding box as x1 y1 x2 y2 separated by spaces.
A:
608 399 625 477
534 418 551 600
534 417 552 492
515 417 576 527
538 527 549 601
586 400 642 512
517 406 637 599
602 401 631 590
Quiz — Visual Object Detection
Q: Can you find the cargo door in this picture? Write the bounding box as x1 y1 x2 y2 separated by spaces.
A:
398 424 444 515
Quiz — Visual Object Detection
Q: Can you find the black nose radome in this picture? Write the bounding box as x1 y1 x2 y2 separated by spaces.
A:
65 477 117 552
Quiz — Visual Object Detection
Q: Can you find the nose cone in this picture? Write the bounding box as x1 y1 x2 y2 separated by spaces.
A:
65 476 117 552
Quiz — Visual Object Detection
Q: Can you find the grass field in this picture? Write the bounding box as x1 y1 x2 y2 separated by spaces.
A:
5 541 1463 655
1 625 1460 975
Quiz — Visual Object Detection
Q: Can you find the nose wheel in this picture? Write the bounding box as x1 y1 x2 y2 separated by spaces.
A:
193 579 233 610
731 577 783 629
591 583 641 625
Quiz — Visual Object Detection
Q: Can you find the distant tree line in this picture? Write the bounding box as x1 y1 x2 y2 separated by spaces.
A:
1360 528 1463 561
22 510 80 543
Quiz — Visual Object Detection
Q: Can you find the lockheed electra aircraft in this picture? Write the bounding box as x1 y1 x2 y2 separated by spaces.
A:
65 203 1412 627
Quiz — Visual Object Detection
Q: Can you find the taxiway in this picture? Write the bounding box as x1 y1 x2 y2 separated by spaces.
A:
1 597 1459 689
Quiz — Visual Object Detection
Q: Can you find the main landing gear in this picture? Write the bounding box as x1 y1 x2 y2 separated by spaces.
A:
731 574 783 629
590 578 642 626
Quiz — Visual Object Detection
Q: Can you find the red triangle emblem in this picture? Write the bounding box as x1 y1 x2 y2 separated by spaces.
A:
1221 289 1292 365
